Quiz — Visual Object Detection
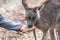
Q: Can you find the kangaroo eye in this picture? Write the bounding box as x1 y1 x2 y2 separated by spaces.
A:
32 17 35 20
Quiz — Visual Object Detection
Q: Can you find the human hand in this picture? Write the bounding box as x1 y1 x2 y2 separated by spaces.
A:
20 25 36 32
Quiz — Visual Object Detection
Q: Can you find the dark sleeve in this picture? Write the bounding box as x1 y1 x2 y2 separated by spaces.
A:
0 13 23 31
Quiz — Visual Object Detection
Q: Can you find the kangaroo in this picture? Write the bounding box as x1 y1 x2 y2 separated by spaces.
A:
22 0 60 40
22 0 48 40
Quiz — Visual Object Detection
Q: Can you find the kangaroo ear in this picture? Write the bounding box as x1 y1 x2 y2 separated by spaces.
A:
22 0 29 10
31 0 48 10
22 0 33 10
22 0 48 10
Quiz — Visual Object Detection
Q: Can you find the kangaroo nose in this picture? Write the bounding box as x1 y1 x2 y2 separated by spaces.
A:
28 24 32 28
